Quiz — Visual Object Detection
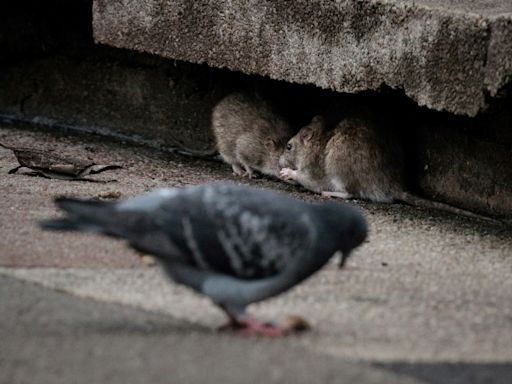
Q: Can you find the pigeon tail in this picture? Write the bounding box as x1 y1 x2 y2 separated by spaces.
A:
39 197 116 234
54 197 114 215
40 217 85 231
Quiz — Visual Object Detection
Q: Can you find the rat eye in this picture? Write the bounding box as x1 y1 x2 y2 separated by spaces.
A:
286 143 292 151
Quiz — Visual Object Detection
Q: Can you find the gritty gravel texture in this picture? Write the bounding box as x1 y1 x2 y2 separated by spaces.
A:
1 124 511 380
1 123 509 268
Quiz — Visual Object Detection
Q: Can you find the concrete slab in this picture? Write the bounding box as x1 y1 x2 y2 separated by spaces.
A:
0 49 230 154
93 0 512 116
2 0 512 217
1 123 511 368
0 124 232 267
1 123 509 268
1 275 427 384
415 114 512 217
2 264 512 363
1 48 512 217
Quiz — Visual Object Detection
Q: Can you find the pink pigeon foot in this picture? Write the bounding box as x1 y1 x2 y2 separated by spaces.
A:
218 315 284 337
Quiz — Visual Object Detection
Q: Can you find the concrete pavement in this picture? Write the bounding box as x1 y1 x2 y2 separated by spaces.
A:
1 124 512 382
2 275 512 384
0 275 428 384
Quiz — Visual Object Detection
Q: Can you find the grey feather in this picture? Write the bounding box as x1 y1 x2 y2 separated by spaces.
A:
41 182 367 321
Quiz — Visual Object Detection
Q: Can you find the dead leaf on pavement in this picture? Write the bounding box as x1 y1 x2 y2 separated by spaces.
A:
1 143 122 182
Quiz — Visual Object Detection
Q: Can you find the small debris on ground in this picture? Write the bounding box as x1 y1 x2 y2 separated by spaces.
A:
2 143 122 182
140 255 157 267
280 315 312 334
96 190 122 200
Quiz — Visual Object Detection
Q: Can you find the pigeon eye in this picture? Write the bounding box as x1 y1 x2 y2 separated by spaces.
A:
286 143 292 151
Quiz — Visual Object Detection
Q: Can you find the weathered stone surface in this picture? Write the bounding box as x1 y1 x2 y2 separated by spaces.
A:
1 50 511 216
93 0 512 117
0 50 231 153
412 100 512 217
419 133 512 217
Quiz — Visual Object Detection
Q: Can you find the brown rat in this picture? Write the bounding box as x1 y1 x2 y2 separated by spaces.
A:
279 114 501 223
212 92 293 178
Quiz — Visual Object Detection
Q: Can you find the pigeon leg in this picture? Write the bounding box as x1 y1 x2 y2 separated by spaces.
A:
218 307 284 337
237 316 283 338
218 312 242 331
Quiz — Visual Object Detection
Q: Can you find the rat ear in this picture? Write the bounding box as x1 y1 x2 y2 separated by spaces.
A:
299 126 314 143
264 137 276 150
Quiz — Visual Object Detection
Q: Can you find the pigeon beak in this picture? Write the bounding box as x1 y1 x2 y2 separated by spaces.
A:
338 251 350 269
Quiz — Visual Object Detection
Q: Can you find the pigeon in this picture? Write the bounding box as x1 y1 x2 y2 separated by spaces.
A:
40 182 368 336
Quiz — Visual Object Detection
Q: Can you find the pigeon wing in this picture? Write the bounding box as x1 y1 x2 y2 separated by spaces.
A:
156 184 317 280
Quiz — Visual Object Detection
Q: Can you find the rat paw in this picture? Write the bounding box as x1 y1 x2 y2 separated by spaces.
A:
231 164 245 177
280 168 297 180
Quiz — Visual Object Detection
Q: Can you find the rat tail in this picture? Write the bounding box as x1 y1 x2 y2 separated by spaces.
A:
397 192 503 225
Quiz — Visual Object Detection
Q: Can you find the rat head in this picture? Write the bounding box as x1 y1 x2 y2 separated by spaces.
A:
279 115 324 169
261 135 291 177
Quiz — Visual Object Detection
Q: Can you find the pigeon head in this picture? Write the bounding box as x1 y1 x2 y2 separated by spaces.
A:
316 201 368 268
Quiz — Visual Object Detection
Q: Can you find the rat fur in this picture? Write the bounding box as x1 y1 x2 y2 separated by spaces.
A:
212 92 293 178
279 114 501 223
